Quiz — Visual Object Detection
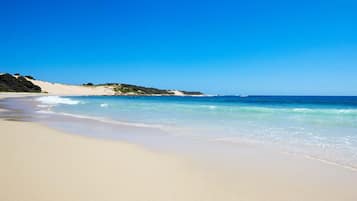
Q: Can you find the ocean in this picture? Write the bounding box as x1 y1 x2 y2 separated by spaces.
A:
4 95 357 170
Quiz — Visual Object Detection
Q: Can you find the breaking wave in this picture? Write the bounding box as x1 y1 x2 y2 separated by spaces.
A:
36 96 80 105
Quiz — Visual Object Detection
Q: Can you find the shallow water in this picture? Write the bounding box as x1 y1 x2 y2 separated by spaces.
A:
2 95 357 170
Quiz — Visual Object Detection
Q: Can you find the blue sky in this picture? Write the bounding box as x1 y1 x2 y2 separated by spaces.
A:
1 0 357 95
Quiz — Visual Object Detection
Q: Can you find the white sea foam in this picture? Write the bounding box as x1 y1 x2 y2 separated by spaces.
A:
199 105 217 110
36 110 55 114
100 103 109 108
292 108 312 112
290 108 357 115
37 104 50 108
335 109 357 114
36 96 80 105
208 105 217 109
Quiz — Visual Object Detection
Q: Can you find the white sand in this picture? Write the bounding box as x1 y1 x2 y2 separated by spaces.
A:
0 119 229 201
169 90 185 96
30 79 115 96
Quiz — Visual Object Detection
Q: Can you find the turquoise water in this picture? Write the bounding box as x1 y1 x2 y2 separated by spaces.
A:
35 95 357 169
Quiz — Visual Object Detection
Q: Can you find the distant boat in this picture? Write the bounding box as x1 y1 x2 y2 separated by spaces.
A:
239 94 249 97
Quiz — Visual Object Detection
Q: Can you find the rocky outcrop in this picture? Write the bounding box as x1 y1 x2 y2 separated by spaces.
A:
0 73 41 92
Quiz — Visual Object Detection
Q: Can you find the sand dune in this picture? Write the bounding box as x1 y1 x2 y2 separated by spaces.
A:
30 79 115 96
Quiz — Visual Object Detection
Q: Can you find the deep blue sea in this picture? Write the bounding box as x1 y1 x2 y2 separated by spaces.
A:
33 95 357 169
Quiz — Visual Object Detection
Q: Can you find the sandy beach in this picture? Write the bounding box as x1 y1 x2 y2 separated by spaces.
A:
1 93 357 201
2 0 356 200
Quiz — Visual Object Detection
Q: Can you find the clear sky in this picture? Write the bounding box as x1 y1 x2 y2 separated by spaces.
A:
1 0 357 95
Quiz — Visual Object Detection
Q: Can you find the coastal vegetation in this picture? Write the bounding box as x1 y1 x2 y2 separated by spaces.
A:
0 73 41 92
24 75 36 80
179 90 204 96
84 82 204 96
113 84 175 95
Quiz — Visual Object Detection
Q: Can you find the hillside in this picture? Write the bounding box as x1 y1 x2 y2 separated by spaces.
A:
111 84 203 96
0 73 41 92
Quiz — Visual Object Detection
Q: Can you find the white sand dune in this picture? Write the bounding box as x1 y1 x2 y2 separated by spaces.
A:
30 79 115 96
169 90 185 96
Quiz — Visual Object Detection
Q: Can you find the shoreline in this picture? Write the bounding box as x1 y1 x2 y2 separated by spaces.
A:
1 93 357 201
18 94 357 171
